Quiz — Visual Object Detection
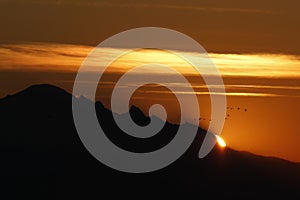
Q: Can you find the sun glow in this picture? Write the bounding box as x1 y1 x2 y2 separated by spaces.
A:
216 135 226 148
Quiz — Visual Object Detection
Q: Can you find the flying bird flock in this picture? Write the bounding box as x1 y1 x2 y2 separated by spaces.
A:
199 106 248 121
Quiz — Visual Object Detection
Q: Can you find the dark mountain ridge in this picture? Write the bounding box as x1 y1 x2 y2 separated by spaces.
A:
0 84 299 198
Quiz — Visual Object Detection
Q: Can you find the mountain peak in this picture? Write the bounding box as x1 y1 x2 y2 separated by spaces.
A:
2 84 71 101
129 105 144 115
23 84 70 96
129 105 150 126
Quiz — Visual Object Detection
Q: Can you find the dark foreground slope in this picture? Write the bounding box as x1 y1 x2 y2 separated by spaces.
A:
0 84 299 199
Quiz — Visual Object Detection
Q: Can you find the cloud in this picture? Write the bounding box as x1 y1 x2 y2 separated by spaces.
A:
1 42 299 99
0 0 276 14
0 43 90 72
1 42 300 76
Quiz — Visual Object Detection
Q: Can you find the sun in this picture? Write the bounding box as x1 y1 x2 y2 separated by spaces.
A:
216 135 226 148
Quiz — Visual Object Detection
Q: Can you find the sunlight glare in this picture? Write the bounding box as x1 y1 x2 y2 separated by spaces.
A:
216 135 226 148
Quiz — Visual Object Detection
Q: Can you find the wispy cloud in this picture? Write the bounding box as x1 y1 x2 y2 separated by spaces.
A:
1 42 299 98
137 4 276 15
0 0 277 15
1 43 300 76
0 43 89 72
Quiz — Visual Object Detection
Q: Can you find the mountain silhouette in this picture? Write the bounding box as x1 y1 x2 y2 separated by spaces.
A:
0 84 299 198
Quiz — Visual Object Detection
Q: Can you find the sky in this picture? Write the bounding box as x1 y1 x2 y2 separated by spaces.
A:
1 0 300 54
0 0 300 162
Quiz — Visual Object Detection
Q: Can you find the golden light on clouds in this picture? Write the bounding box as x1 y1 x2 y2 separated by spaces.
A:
1 43 300 78
0 43 90 72
210 53 300 77
1 43 300 99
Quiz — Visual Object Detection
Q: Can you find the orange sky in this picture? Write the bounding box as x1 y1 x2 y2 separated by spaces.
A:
0 43 299 162
0 0 300 162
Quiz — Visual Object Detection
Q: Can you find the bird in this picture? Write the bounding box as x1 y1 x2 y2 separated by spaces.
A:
245 109 247 112
237 107 240 110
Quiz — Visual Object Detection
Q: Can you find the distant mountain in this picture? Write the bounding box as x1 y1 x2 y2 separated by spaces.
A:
0 84 299 198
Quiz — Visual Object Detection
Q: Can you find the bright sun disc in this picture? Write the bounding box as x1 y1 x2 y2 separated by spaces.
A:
216 135 226 147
